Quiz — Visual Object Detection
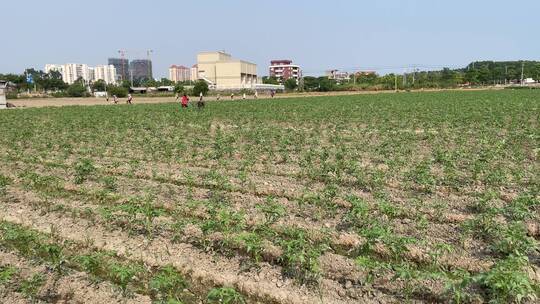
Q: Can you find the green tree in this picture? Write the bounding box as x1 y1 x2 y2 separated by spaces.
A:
107 86 128 98
159 78 174 86
262 76 279 85
174 83 184 94
67 81 87 97
45 70 68 91
193 80 209 96
284 78 298 91
120 80 131 89
317 77 336 92
92 79 107 92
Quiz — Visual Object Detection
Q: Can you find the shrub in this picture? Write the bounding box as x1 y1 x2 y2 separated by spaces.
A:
192 80 209 96
107 86 128 98
67 82 88 97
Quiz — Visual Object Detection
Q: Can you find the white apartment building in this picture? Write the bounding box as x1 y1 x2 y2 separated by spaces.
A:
45 64 63 74
94 65 117 85
44 63 117 85
56 63 92 84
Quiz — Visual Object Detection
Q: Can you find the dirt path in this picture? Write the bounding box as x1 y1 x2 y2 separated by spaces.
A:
8 88 499 109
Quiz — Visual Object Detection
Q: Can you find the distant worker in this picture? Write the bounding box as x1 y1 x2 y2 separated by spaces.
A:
242 93 246 100
254 90 258 99
231 93 235 100
181 93 189 108
217 93 221 101
197 92 205 109
175 92 179 102
270 90 275 98
127 94 133 104
113 95 118 104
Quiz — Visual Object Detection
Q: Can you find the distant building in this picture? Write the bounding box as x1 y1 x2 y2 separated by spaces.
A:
354 71 377 77
523 78 537 84
0 80 8 109
45 63 118 85
269 60 301 83
190 64 198 82
326 69 350 81
94 65 117 85
130 59 153 83
169 65 191 82
108 58 129 82
46 63 93 84
45 64 63 74
196 51 257 89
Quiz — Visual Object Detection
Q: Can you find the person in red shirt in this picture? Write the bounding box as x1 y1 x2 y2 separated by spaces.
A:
181 94 189 108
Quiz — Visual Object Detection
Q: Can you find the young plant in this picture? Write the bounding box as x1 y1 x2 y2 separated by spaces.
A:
19 273 45 300
74 158 96 184
207 287 246 304
149 265 188 302
477 254 538 303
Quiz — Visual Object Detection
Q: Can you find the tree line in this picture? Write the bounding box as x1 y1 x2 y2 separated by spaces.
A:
263 61 540 92
2 61 540 97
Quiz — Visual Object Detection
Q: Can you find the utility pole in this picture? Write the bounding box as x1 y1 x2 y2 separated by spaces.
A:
402 69 407 88
147 50 154 82
520 62 525 86
505 65 508 85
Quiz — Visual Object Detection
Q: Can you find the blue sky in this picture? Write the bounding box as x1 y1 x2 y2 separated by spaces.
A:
1 0 539 77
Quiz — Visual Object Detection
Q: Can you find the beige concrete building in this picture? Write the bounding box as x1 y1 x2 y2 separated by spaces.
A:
196 51 257 89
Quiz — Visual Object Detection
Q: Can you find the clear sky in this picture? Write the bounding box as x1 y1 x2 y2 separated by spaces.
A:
1 0 539 77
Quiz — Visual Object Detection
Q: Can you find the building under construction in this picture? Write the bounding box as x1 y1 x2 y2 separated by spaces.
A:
129 59 153 83
108 58 129 82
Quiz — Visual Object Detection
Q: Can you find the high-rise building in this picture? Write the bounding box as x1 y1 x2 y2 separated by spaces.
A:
108 58 129 82
169 65 191 82
94 65 117 85
46 63 92 84
269 60 301 83
190 64 199 82
129 59 153 83
45 64 63 74
196 51 257 89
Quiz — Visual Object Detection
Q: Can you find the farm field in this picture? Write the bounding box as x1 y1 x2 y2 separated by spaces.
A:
0 90 538 303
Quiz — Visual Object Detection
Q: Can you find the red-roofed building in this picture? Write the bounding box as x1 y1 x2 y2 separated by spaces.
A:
169 65 191 82
269 60 301 83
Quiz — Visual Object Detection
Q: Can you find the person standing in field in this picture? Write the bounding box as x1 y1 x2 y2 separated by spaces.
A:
181 93 189 108
197 92 205 109
254 90 258 99
242 92 246 100
270 90 275 98
113 95 118 104
231 93 234 100
127 94 133 104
